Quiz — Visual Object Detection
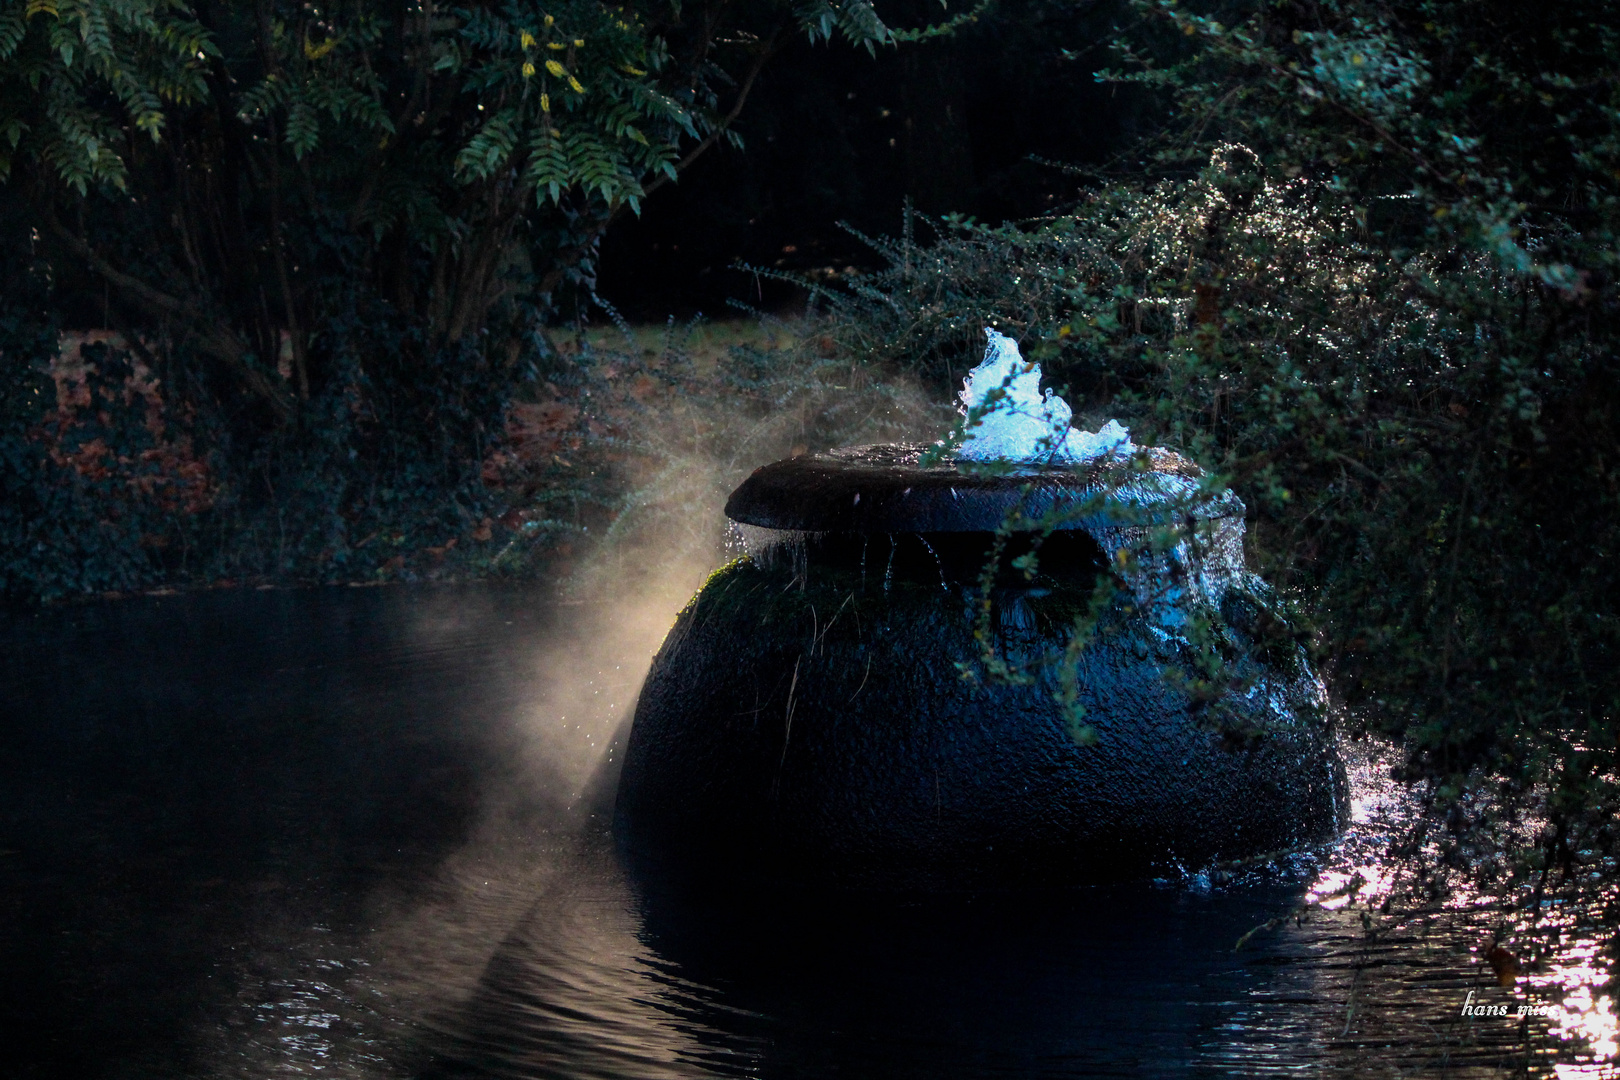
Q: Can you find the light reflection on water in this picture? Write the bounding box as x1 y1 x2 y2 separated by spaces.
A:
1314 753 1620 1078
0 585 1615 1078
1539 925 1619 1074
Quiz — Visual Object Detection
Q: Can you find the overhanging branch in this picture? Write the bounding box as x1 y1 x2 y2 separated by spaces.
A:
634 22 789 208
46 214 296 420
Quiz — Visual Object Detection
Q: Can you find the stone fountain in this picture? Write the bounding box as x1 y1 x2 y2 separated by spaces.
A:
615 330 1346 887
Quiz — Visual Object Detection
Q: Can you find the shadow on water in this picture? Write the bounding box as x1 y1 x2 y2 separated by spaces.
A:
0 585 588 1078
0 585 1611 1078
424 843 1331 1080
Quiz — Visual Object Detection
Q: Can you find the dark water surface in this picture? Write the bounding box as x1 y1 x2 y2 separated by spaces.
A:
1 586 1612 1078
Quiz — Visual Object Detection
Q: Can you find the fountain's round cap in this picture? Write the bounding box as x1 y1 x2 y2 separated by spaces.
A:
724 444 1243 533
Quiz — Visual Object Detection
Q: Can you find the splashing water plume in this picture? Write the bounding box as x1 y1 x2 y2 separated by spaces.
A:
954 329 1134 464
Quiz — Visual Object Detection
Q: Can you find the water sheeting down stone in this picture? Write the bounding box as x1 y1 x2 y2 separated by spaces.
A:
625 395 1341 887
615 548 1346 887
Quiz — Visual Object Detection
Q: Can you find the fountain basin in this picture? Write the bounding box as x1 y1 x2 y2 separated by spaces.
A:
615 445 1346 888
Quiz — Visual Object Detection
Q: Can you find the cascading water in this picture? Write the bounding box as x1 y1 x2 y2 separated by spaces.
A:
614 329 1347 887
954 328 1134 464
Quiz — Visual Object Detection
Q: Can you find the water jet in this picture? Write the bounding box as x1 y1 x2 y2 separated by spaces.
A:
615 331 1346 887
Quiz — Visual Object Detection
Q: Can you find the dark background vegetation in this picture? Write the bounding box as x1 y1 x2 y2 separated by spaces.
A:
1 0 1617 905
597 0 1146 318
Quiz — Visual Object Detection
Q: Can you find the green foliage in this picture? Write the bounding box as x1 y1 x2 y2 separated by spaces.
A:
3 0 907 219
0 0 213 190
0 0 963 605
800 0 1620 854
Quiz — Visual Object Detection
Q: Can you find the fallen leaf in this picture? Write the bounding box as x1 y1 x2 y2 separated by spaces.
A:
1486 943 1520 987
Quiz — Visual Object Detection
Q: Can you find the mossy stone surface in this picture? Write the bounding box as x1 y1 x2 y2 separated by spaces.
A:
616 546 1346 888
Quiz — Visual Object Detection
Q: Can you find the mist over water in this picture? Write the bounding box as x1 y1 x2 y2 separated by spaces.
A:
1 429 1615 1077
0 573 687 1079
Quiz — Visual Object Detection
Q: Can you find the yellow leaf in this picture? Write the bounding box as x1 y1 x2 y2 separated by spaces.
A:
520 31 535 48
621 64 646 76
572 38 583 46
540 93 550 111
24 0 57 18
545 59 565 78
568 75 583 93
548 41 566 49
304 36 336 60
522 61 535 78
543 14 553 27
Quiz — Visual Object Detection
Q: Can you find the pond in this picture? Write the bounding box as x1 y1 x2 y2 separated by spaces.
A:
0 584 1612 1078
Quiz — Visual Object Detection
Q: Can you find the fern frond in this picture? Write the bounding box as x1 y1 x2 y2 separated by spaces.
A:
455 107 518 180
